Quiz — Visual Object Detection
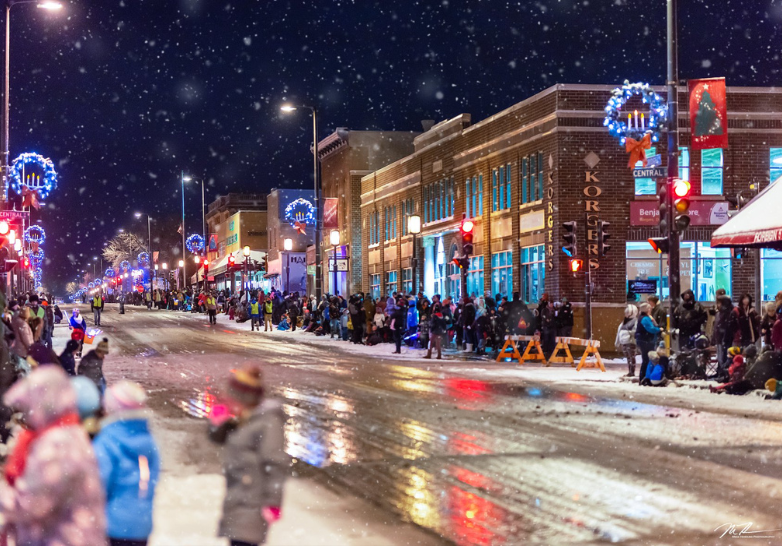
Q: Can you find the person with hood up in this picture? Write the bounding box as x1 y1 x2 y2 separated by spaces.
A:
712 295 737 374
78 337 110 396
673 289 707 348
556 297 574 337
93 381 160 546
0 366 106 545
10 307 33 360
615 304 639 377
208 364 288 546
732 293 760 348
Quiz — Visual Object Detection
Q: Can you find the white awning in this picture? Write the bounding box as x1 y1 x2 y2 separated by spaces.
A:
712 178 782 249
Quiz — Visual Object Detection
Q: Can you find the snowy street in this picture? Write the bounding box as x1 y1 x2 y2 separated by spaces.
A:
54 303 782 545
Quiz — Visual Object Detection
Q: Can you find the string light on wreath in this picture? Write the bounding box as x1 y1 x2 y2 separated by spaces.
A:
29 248 44 262
604 81 667 167
9 152 58 200
137 252 150 266
23 225 45 246
186 234 205 254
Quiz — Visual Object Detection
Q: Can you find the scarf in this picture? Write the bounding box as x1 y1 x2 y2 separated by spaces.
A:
5 413 80 486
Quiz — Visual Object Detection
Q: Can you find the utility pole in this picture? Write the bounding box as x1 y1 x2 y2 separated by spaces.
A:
666 0 681 329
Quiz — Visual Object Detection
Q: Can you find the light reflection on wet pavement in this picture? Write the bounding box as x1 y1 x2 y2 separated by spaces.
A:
109 308 782 545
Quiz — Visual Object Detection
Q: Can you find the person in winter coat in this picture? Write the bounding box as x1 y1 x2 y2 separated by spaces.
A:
78 337 109 396
391 299 406 354
712 295 737 374
0 366 107 545
673 289 707 348
615 304 639 377
11 307 33 359
760 301 777 349
732 293 760 347
425 303 446 359
556 297 574 337
208 365 288 546
635 303 662 383
648 296 667 330
460 297 476 351
94 381 160 546
536 294 556 359
91 292 105 326
287 298 299 332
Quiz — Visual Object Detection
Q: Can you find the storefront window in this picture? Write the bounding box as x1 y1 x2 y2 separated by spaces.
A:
402 268 412 294
762 248 782 302
491 251 513 299
679 146 690 181
466 256 484 298
370 274 380 299
433 238 446 297
521 245 545 303
625 241 731 302
447 244 461 300
771 148 782 184
701 148 724 195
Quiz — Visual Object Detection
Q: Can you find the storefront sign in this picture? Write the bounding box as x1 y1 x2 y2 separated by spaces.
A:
630 201 729 226
545 154 555 271
628 279 657 294
328 258 349 272
584 153 602 270
0 210 27 221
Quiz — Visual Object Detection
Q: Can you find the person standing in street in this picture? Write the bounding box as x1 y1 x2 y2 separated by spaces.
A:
249 298 261 332
391 298 406 354
94 381 161 546
424 303 446 360
208 365 287 546
648 296 667 331
92 291 105 326
263 297 273 331
207 292 218 325
615 304 639 377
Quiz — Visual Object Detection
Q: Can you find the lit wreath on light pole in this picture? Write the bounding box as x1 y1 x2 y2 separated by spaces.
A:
604 80 667 167
9 152 58 200
186 234 205 254
23 225 45 246
137 252 150 267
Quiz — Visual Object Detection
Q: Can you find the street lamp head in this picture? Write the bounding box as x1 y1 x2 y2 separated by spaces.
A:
194 255 200 263
283 238 293 251
162 263 168 270
280 104 297 113
243 245 251 257
37 1 63 10
182 175 192 182
408 214 421 235
154 264 158 271
134 212 142 218
330 229 340 246
178 260 184 267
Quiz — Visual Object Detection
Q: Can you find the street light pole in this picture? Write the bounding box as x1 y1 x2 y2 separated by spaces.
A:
408 215 421 295
281 104 321 301
181 171 189 290
330 229 340 297
0 0 62 208
666 0 680 331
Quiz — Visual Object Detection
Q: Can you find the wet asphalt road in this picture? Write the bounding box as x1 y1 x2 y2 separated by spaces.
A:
87 304 782 546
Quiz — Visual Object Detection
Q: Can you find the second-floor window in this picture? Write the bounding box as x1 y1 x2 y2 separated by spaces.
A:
521 153 544 203
401 198 415 235
384 205 397 241
424 177 454 223
465 175 483 218
701 148 723 195
492 164 512 212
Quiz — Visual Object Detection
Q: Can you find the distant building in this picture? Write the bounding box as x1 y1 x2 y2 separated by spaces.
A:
266 188 316 295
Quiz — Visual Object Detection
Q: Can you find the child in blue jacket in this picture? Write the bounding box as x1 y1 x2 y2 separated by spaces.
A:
93 381 161 546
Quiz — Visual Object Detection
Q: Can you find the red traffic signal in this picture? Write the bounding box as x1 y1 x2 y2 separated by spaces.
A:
648 237 669 254
569 258 583 273
228 255 236 267
22 256 29 269
461 219 474 234
673 178 691 198
0 221 9 236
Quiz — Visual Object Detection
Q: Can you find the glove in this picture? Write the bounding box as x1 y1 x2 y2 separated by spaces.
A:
263 506 282 524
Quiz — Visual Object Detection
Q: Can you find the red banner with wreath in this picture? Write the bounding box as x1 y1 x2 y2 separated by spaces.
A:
688 78 728 150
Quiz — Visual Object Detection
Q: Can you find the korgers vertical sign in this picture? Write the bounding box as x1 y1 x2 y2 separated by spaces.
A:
546 154 555 271
583 152 602 270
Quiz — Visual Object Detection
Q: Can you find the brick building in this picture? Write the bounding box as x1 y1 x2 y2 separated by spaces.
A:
317 128 419 297
359 83 782 345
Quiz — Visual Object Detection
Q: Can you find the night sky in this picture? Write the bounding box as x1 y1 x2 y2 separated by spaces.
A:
9 0 781 293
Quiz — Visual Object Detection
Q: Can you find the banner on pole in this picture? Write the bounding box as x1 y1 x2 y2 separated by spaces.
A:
688 77 728 150
208 233 218 251
323 198 338 229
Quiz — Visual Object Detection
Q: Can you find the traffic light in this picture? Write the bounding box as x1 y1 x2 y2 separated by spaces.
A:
562 221 578 257
22 256 29 269
227 255 236 269
451 256 469 270
569 258 583 273
461 219 474 257
673 178 691 231
658 180 669 236
648 237 670 254
597 220 611 257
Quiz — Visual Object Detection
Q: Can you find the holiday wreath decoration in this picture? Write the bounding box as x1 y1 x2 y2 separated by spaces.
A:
137 252 150 267
186 234 205 254
9 152 58 200
23 225 45 246
284 198 316 226
119 260 131 271
105 268 116 278
603 80 667 167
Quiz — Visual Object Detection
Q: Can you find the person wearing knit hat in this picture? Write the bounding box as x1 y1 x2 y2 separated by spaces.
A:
78 337 109 395
93 380 160 546
209 364 288 545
